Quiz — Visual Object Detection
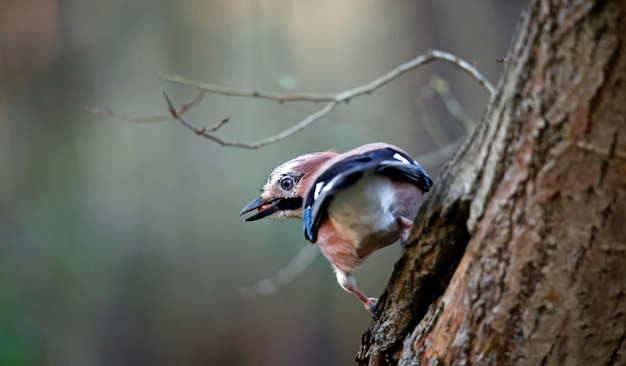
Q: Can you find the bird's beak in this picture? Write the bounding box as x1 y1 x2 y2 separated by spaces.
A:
240 196 304 221
240 196 280 221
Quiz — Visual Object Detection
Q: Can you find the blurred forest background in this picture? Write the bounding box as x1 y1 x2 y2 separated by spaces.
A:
1 1 524 365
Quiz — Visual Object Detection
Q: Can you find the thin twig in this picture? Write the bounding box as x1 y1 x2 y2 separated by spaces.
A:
162 49 495 103
85 90 205 123
90 49 494 149
418 136 467 169
163 92 232 138
164 92 339 149
416 90 451 148
161 73 337 103
428 50 496 96
429 76 477 134
239 245 320 301
162 50 493 149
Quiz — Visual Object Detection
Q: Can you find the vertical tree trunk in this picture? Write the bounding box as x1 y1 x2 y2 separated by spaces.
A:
357 1 626 365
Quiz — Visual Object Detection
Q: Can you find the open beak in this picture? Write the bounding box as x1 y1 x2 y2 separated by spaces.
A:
240 196 304 221
240 197 280 221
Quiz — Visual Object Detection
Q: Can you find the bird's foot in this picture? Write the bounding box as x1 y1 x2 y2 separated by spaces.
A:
397 216 413 247
364 297 378 314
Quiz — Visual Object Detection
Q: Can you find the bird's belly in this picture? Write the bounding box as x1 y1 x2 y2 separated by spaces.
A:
326 175 406 257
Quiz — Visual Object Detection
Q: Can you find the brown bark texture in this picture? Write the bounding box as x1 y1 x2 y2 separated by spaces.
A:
357 1 626 365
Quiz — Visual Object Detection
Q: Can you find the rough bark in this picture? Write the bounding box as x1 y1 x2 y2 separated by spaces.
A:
357 1 626 365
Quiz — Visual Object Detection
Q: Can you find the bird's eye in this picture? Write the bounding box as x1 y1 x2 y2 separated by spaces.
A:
280 177 294 191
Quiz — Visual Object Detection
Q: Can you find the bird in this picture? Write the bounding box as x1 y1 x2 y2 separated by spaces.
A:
240 142 433 312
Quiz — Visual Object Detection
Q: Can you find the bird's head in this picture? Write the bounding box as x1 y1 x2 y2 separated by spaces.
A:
240 151 337 221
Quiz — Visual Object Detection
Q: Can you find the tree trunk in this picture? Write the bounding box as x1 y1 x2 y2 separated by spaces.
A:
357 1 626 365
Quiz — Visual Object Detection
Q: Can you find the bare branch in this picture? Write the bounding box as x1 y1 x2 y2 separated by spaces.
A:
417 136 466 169
160 73 337 103
84 106 173 123
329 49 495 102
428 50 496 96
162 50 493 149
428 76 477 134
177 90 206 115
162 49 495 104
416 90 450 148
85 90 205 123
239 245 320 301
164 91 339 149
89 49 494 149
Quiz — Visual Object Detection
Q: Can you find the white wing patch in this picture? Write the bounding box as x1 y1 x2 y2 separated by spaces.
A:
392 152 410 164
314 181 325 199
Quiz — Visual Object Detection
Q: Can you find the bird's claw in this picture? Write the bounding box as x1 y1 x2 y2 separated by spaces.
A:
365 297 378 314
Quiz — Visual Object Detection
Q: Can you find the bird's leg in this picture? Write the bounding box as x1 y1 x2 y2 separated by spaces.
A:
335 269 378 313
397 216 413 248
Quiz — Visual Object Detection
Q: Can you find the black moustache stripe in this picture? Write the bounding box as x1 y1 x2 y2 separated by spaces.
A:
276 197 303 211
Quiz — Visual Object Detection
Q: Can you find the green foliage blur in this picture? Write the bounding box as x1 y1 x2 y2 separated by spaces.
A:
0 0 523 365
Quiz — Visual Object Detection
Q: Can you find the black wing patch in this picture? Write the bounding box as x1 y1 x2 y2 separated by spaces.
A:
302 147 432 243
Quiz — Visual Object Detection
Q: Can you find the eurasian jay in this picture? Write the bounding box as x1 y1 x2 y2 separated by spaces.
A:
240 142 433 312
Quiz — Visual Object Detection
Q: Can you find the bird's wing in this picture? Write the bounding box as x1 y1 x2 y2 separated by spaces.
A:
302 147 433 243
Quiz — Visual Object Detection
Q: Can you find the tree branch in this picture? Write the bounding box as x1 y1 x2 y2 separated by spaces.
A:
162 49 495 103
239 245 320 301
85 90 205 123
160 73 337 103
88 49 495 149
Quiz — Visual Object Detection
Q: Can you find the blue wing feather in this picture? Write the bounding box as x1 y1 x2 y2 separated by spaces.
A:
303 207 315 241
